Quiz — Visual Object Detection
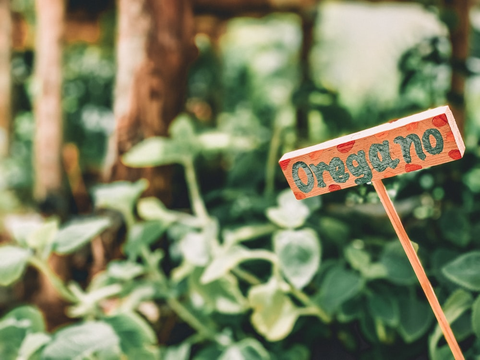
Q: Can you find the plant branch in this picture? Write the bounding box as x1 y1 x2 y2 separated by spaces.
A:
225 223 277 245
29 256 77 303
166 297 227 345
231 267 261 285
288 284 331 323
265 120 283 197
183 156 209 222
139 245 223 345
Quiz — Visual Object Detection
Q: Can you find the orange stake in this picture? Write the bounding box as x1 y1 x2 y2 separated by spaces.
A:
372 179 464 360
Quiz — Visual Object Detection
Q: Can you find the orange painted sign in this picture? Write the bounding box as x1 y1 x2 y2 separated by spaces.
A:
279 106 465 199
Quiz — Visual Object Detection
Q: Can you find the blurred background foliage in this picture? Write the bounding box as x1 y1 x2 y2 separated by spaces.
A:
1 0 480 359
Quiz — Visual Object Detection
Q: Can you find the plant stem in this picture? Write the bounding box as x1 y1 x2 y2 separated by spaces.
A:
166 297 227 345
226 223 277 245
183 156 209 221
288 285 331 323
29 256 77 303
265 119 283 197
250 250 278 264
232 267 261 285
140 246 223 345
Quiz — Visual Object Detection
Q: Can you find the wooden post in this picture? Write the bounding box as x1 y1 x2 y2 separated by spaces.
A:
372 179 464 360
33 0 65 201
104 0 197 200
442 0 471 136
0 0 11 156
279 106 466 359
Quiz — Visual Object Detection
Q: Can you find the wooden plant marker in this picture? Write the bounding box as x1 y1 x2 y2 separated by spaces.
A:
279 106 465 360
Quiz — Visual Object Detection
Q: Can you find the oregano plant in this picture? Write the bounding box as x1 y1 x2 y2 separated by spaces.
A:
1 114 480 359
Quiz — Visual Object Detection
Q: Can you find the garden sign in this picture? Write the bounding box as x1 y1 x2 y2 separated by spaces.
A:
279 106 465 360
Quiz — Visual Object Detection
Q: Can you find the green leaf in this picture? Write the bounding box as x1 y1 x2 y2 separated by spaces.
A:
2 306 46 333
315 265 364 315
431 248 460 286
107 260 144 281
163 342 191 360
367 293 399 327
345 244 370 271
266 190 310 229
126 348 159 360
398 296 433 343
196 130 258 154
450 311 472 342
124 221 166 259
201 245 275 284
122 137 188 167
192 345 223 360
345 244 387 280
249 278 300 341
104 312 156 355
277 345 310 360
92 180 148 225
190 269 248 314
273 228 321 289
318 217 349 243
137 197 178 224
439 209 470 247
4 215 44 247
0 324 26 359
338 298 363 323
0 305 47 359
41 321 120 360
0 246 30 286
359 312 377 343
442 251 480 291
179 231 210 266
53 217 111 254
169 114 196 142
431 346 454 360
362 263 388 280
26 220 58 254
380 241 416 285
464 167 480 193
219 338 270 360
472 295 480 340
429 289 473 359
18 332 51 360
197 131 232 152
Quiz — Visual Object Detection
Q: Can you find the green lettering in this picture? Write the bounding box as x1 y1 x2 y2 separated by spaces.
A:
309 162 329 188
394 134 426 163
292 161 314 193
346 150 372 185
422 128 444 155
369 140 399 172
329 157 350 183
310 157 350 187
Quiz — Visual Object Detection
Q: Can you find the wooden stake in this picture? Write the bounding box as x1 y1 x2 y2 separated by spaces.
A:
372 179 464 360
279 107 467 358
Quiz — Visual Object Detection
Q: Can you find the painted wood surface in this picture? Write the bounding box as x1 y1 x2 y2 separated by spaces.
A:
279 106 465 199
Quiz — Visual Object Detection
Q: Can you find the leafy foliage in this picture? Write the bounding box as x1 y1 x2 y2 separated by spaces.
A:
3 5 480 360
0 246 30 286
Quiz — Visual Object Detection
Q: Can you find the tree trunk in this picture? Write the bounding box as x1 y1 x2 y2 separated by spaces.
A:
0 0 11 157
104 0 197 200
193 0 317 18
32 0 67 330
296 10 316 139
33 0 65 202
442 0 471 135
